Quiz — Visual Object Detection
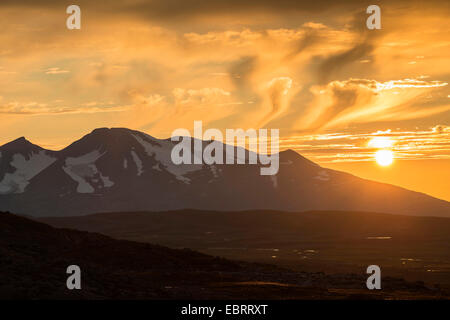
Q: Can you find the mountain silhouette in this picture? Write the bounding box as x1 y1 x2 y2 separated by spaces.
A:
0 127 449 217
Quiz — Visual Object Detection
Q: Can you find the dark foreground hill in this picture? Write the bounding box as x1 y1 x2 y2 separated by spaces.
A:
42 210 450 288
1 211 447 299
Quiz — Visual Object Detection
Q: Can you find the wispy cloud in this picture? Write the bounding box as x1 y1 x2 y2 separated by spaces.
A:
0 101 125 115
296 77 449 131
259 77 293 126
45 67 70 75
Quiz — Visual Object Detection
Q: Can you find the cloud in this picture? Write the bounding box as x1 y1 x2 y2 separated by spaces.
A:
259 77 293 126
297 77 449 131
373 79 448 91
0 0 357 19
45 67 70 75
123 87 239 135
283 27 322 62
184 29 263 46
0 101 125 115
328 78 448 92
314 38 376 84
310 4 391 85
173 87 231 106
0 0 448 145
229 56 258 93
432 125 450 134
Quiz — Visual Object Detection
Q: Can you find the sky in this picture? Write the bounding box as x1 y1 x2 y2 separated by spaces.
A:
0 0 449 200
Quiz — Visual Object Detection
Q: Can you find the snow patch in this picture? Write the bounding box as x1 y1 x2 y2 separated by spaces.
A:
0 151 56 194
210 165 219 178
63 166 95 193
100 174 114 188
315 170 330 181
130 151 143 176
66 150 103 166
132 133 202 183
271 175 278 188
63 150 114 193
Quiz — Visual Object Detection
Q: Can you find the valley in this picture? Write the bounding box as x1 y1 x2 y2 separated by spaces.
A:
1 211 447 300
42 210 450 289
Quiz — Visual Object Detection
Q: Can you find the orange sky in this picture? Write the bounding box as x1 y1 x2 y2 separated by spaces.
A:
0 0 449 200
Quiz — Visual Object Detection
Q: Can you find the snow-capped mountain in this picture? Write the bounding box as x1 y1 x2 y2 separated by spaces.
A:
0 127 449 217
0 137 57 194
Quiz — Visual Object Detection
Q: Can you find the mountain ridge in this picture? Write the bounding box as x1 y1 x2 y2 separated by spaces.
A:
0 127 449 217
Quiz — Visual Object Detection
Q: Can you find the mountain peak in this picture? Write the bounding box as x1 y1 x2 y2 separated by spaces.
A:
0 136 43 152
90 127 143 136
91 127 111 134
59 127 159 156
88 127 160 142
10 136 28 144
279 148 319 166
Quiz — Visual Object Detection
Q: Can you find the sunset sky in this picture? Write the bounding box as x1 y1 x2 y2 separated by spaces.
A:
0 0 449 200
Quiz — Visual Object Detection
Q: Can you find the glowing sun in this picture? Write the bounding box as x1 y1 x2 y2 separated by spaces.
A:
375 150 394 166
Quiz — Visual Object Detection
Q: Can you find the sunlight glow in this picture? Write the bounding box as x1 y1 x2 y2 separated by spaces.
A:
368 137 394 149
375 150 394 166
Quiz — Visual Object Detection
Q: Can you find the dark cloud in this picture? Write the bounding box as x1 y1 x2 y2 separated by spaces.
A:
283 28 322 62
312 7 385 84
310 83 359 130
315 41 375 84
229 56 257 93
227 56 262 120
0 0 361 12
3 0 444 21
125 0 363 20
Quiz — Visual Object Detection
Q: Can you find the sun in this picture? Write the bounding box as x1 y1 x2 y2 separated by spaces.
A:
375 150 394 166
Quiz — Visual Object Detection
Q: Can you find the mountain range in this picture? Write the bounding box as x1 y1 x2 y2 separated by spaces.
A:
0 127 449 217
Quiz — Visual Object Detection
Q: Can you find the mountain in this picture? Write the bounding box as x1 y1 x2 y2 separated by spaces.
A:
0 211 444 299
0 137 57 194
0 127 449 217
